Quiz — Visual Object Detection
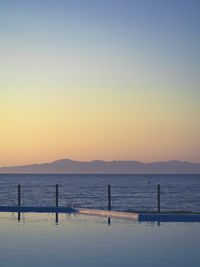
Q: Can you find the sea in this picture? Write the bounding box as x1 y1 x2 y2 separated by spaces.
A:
0 174 199 212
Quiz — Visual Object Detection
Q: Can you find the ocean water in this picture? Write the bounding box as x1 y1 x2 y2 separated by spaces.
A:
0 174 199 212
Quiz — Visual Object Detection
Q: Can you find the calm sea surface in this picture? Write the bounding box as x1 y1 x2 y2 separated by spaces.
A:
0 174 199 212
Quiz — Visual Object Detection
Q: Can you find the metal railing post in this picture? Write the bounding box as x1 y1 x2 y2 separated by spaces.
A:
108 184 111 211
157 184 160 213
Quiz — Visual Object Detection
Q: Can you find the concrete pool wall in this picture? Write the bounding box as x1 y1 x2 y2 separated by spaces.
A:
1 206 200 222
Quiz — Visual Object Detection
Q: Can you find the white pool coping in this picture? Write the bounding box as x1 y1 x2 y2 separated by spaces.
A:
76 208 138 219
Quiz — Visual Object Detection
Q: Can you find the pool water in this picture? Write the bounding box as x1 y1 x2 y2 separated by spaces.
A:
0 212 200 267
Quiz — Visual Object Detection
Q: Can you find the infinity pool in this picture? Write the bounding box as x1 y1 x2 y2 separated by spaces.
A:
0 212 199 267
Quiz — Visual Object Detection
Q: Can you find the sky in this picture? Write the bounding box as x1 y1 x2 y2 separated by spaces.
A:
0 0 200 166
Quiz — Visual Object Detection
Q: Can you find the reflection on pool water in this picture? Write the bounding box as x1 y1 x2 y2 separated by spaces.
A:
0 212 200 267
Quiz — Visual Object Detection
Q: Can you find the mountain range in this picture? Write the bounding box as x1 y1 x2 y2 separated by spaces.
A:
0 159 200 174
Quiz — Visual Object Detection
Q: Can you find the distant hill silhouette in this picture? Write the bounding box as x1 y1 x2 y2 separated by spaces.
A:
0 159 200 174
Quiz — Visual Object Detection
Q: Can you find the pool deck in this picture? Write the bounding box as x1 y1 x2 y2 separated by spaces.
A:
0 206 200 222
0 206 77 213
138 213 200 222
76 208 200 222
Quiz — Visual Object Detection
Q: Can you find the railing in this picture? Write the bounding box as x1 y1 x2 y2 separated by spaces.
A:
0 183 200 213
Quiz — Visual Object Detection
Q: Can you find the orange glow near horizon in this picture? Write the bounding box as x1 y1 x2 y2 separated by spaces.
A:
1 85 199 167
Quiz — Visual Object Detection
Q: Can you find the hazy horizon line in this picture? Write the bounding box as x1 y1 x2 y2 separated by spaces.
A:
1 158 200 168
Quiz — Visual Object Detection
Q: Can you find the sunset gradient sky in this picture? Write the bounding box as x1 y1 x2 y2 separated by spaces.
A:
0 0 200 166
